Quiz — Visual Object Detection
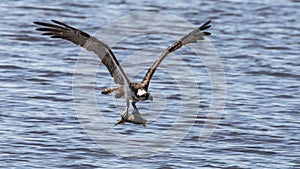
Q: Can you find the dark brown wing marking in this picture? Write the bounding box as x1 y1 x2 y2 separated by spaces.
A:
34 20 130 85
141 20 212 89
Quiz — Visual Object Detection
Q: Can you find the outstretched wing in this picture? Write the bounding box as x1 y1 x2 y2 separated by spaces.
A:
140 20 212 89
33 20 130 85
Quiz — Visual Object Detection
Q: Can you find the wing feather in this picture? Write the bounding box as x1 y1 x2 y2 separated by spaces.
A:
34 20 130 85
141 20 212 89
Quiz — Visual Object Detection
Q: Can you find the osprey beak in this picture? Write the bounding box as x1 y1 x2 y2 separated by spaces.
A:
148 93 153 101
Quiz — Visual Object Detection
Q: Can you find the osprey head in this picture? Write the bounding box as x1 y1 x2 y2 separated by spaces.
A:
137 88 153 101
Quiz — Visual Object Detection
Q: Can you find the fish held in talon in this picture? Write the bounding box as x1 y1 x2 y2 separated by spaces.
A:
34 19 212 126
115 109 147 127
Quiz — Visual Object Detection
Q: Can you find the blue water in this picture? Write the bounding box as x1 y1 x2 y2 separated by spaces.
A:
1 0 300 168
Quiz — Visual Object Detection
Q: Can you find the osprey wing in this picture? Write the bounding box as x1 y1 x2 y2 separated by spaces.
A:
34 20 130 85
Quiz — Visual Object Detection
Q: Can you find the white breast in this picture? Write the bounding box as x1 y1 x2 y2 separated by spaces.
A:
137 89 147 96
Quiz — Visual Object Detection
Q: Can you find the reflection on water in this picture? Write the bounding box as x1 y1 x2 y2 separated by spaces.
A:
1 0 299 168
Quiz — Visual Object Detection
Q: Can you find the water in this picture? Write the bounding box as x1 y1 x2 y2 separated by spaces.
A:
1 0 299 168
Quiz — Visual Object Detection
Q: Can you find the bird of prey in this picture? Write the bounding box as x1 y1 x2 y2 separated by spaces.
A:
34 20 211 127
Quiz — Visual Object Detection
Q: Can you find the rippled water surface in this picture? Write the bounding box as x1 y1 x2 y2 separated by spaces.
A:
1 0 300 168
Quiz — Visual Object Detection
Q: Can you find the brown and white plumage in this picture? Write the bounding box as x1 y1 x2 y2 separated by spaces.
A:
34 20 211 126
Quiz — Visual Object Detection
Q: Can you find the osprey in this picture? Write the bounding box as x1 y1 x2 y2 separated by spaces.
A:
34 20 211 127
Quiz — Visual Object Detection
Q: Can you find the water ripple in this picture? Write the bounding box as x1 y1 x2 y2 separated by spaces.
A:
1 0 299 168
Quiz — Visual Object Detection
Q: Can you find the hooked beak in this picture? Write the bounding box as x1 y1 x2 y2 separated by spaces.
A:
148 93 153 101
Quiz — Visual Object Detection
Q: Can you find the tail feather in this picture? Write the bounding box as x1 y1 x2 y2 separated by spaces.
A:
101 86 124 98
101 88 115 94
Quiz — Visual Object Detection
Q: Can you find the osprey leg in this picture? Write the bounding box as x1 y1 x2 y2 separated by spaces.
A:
115 100 146 127
120 96 130 118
